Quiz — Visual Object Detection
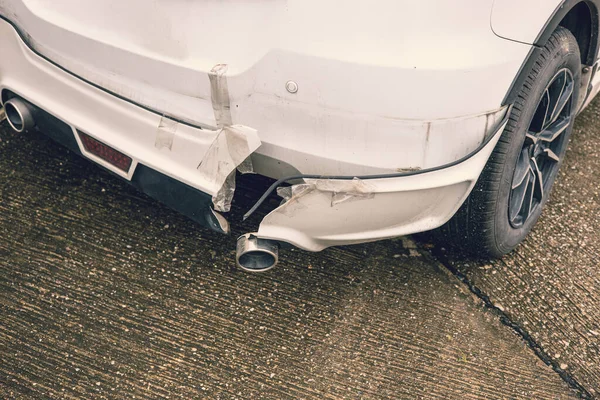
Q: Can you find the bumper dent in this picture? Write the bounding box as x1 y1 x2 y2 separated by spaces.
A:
254 117 509 252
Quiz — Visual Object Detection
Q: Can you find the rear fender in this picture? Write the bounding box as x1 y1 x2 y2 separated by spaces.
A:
495 0 600 105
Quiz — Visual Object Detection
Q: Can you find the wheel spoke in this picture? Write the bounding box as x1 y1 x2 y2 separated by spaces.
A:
512 148 531 189
525 132 538 145
540 89 551 130
522 173 536 222
532 158 544 199
543 148 560 162
550 79 574 123
509 169 531 222
539 116 571 143
547 70 566 122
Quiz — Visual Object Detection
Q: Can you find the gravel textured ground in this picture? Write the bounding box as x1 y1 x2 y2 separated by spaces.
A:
1 97 597 398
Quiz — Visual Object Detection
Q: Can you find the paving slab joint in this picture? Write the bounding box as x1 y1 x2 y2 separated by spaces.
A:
421 244 593 400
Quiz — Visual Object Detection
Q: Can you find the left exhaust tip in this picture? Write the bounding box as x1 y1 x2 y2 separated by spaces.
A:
236 233 279 272
3 97 35 133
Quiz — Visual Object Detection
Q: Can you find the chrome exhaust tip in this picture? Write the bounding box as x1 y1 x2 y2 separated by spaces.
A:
3 97 35 133
236 233 279 272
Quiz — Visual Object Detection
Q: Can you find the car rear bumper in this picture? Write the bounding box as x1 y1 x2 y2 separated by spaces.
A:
255 116 507 251
0 16 508 252
0 19 232 233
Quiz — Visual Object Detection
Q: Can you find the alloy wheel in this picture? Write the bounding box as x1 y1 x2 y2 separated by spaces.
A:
509 68 574 228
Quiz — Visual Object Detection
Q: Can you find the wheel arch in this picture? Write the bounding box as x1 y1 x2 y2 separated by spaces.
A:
503 0 600 105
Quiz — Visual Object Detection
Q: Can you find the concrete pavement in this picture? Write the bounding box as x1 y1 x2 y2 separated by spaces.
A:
1 98 596 398
426 97 600 398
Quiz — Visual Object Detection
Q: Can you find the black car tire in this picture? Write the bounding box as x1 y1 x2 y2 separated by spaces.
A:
439 27 581 258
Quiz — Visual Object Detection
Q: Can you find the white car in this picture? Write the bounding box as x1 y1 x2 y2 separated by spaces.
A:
0 0 597 271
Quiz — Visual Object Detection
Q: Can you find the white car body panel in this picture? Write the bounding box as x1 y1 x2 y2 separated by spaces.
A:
0 20 257 197
0 0 531 180
491 0 562 44
1 0 585 253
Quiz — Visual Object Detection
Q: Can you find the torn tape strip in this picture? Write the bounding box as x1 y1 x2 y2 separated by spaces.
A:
197 125 261 212
276 177 375 210
208 64 233 128
155 116 178 151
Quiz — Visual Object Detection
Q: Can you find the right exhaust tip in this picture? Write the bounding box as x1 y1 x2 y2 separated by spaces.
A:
3 97 35 133
236 233 279 272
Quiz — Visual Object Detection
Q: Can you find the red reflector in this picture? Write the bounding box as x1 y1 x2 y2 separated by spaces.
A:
78 131 132 172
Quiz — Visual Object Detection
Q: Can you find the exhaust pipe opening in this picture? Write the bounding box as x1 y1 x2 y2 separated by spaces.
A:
236 234 279 272
4 98 35 133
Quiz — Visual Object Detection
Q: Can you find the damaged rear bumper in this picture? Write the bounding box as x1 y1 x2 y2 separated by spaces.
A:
0 18 257 227
254 117 508 252
1 15 509 254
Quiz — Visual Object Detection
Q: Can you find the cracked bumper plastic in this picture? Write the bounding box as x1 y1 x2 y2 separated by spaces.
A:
255 118 508 252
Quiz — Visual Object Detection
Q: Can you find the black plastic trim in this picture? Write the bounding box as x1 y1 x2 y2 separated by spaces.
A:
31 105 82 155
502 47 542 106
534 0 599 65
130 164 225 233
